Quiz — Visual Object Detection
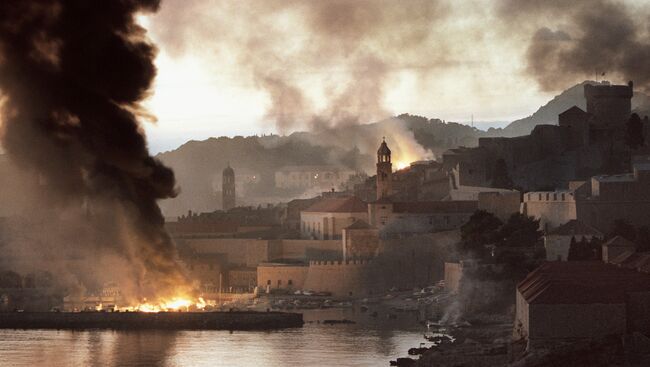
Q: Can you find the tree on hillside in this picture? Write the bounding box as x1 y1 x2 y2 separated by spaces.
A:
491 158 514 189
568 236 594 261
459 210 502 257
626 113 644 149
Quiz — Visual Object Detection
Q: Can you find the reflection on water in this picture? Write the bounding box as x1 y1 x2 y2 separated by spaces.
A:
0 309 430 367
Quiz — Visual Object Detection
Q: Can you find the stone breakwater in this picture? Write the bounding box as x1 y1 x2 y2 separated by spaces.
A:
0 311 303 330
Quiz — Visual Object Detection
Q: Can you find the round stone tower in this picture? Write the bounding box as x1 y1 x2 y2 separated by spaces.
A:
222 163 235 211
376 138 392 200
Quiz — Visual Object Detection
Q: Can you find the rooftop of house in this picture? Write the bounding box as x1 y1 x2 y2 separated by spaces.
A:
547 219 603 237
518 261 650 305
612 251 650 270
602 235 637 249
344 219 375 230
302 196 367 213
559 106 589 117
610 250 637 265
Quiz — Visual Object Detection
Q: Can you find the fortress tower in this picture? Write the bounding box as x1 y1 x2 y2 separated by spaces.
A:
222 163 235 211
376 138 392 200
584 81 633 129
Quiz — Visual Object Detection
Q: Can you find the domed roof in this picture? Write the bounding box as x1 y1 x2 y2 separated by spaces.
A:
377 138 391 155
223 163 234 175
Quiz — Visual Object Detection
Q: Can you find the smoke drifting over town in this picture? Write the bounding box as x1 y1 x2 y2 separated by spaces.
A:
499 0 650 92
0 1 189 301
150 0 451 132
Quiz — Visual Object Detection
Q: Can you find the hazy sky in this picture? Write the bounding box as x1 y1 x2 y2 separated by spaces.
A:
141 0 551 152
3 0 647 154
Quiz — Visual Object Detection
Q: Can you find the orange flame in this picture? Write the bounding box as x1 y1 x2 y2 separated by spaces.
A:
119 297 207 313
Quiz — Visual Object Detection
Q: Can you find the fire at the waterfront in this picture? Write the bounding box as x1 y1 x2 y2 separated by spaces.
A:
126 297 208 313
95 297 209 313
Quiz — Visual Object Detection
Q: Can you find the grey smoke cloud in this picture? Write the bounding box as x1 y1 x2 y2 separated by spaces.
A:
149 0 451 132
499 0 650 92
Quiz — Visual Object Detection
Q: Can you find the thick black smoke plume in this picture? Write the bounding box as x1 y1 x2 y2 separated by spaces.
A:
499 0 650 92
0 1 190 301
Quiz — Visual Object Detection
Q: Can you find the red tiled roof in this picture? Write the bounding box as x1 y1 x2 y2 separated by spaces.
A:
518 261 650 305
548 219 603 237
392 201 477 214
303 196 367 213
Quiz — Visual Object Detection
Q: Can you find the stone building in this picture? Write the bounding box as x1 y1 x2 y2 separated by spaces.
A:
300 196 368 240
227 267 257 292
376 138 393 200
368 199 477 235
522 159 650 232
222 164 235 211
544 219 603 261
274 165 356 191
281 197 320 232
445 81 638 191
602 236 637 263
354 142 450 203
167 205 283 238
514 261 650 349
341 220 379 260
182 253 228 292
257 262 309 292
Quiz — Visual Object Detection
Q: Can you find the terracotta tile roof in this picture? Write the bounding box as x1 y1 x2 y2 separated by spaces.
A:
518 261 650 305
303 196 367 213
392 201 477 214
548 219 603 237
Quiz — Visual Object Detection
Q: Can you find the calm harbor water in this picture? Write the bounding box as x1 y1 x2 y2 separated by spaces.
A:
0 309 432 367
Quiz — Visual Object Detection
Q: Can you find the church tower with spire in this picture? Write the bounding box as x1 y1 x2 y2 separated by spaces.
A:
222 163 235 211
376 138 392 200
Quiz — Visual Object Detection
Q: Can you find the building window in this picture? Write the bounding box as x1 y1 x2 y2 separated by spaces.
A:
267 280 271 285
288 279 293 285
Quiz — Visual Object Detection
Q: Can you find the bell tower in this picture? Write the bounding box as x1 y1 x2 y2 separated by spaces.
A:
222 163 235 211
376 138 392 200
